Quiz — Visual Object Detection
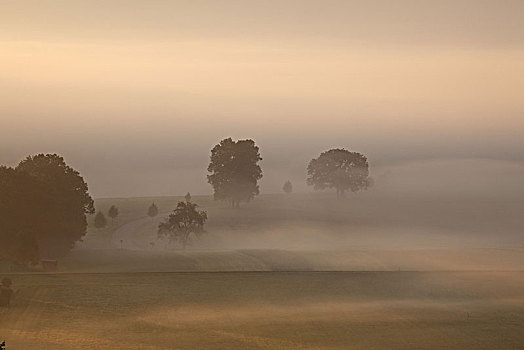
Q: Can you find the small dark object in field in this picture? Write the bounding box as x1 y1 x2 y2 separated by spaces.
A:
283 180 292 194
42 259 58 272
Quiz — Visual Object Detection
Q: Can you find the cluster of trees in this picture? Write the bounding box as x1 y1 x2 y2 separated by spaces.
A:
0 154 94 265
0 138 372 262
207 138 372 206
94 205 119 229
156 140 372 248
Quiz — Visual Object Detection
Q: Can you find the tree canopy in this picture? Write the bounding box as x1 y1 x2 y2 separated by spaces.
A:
94 211 107 229
0 166 42 265
283 180 293 194
0 154 94 264
108 205 119 221
147 203 159 219
207 138 263 207
157 200 207 249
307 149 372 198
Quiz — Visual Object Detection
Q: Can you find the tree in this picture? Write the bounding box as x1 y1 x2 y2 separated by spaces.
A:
147 203 158 220
283 180 293 194
0 154 94 264
207 138 263 207
0 166 42 265
307 149 372 198
94 211 107 229
185 192 191 203
108 205 119 223
4 154 95 261
157 201 207 249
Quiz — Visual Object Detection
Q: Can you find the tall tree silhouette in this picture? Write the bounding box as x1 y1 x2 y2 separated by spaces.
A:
307 149 372 198
207 138 263 207
158 200 207 249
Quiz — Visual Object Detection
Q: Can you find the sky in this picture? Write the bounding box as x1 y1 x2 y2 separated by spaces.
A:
1 0 523 197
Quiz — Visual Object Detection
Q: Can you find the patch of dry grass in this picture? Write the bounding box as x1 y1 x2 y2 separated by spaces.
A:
1 272 524 349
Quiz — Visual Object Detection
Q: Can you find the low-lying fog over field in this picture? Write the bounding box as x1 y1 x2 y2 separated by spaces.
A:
64 158 524 273
3 272 524 349
3 157 523 348
2 0 524 349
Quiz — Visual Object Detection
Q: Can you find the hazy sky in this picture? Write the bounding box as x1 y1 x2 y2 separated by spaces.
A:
1 0 523 197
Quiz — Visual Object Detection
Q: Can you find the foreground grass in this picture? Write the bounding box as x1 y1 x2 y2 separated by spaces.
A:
58 247 524 273
1 271 524 349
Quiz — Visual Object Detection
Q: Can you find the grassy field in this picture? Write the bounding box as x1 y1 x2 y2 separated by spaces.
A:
2 191 523 349
86 191 524 249
71 191 524 273
2 271 524 349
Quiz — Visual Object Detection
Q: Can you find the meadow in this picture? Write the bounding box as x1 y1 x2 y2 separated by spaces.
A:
2 178 524 349
2 271 524 349
74 188 524 273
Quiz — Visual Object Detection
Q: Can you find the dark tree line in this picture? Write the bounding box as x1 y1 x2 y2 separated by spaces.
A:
0 154 94 265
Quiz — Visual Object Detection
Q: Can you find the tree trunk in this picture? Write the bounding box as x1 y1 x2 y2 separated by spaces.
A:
182 230 190 250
